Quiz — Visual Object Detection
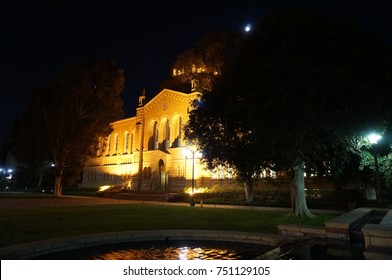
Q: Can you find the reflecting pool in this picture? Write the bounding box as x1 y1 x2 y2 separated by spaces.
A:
32 238 368 260
34 240 275 260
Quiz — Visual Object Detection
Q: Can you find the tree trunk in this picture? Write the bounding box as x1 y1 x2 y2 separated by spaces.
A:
53 170 63 197
36 170 44 189
290 162 313 217
243 179 254 203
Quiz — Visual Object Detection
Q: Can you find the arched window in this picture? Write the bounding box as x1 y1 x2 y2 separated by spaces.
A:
114 133 119 155
130 131 135 153
171 116 182 147
153 122 158 150
158 118 170 150
106 135 111 156
124 131 129 154
148 121 158 150
164 119 170 149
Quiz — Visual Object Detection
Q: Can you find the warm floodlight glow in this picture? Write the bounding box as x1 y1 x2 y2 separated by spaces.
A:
367 133 382 144
98 185 112 192
184 186 209 195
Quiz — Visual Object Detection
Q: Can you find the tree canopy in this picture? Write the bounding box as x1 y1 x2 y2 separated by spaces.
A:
185 9 392 215
11 59 125 196
171 30 241 92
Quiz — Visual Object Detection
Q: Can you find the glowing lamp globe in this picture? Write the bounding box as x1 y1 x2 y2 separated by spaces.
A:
367 133 382 144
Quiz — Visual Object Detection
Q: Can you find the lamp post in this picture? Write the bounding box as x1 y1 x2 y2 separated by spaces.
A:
186 146 196 207
367 133 382 207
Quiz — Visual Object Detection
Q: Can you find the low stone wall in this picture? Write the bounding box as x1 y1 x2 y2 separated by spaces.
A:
278 224 326 241
0 230 279 260
278 208 375 242
362 209 392 260
324 208 373 240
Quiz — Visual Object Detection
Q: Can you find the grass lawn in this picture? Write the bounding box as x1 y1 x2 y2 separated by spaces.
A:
0 202 337 247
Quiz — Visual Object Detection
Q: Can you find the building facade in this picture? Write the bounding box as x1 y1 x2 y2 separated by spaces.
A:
81 88 225 192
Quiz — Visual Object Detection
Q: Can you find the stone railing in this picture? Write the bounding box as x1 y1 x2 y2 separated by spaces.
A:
85 154 135 166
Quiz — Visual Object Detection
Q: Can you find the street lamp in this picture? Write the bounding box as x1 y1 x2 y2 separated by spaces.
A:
186 146 196 207
367 133 382 145
367 133 382 207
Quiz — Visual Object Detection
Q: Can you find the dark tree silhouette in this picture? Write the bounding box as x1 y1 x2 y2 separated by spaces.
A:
11 59 125 196
185 9 392 215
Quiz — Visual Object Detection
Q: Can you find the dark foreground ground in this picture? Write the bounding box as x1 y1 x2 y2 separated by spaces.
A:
0 194 145 208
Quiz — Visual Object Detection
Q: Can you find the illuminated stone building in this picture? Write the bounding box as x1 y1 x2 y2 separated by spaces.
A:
81 88 220 192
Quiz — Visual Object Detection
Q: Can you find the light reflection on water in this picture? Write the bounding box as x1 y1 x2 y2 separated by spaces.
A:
33 239 367 260
36 241 274 260
94 246 240 260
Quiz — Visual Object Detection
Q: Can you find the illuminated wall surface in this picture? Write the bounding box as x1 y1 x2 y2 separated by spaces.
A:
82 89 226 192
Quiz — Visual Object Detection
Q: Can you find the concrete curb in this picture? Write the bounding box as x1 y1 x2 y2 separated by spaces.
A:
0 230 279 260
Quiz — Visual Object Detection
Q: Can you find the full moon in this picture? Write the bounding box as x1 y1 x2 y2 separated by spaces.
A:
245 24 252 32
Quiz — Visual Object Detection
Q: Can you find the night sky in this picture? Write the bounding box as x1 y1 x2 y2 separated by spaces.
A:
1 0 391 144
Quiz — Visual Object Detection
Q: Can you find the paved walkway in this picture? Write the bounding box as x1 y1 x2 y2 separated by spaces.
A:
0 192 343 214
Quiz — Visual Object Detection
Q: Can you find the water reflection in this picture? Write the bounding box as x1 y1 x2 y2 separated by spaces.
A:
33 238 368 260
36 240 274 260
95 246 240 260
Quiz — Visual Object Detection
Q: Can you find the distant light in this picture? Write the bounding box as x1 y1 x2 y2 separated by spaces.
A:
244 24 252 32
184 186 209 195
367 133 382 144
98 185 112 192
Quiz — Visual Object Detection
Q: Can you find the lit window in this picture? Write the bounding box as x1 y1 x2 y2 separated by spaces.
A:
106 135 111 155
124 131 129 153
130 132 134 153
114 133 119 154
